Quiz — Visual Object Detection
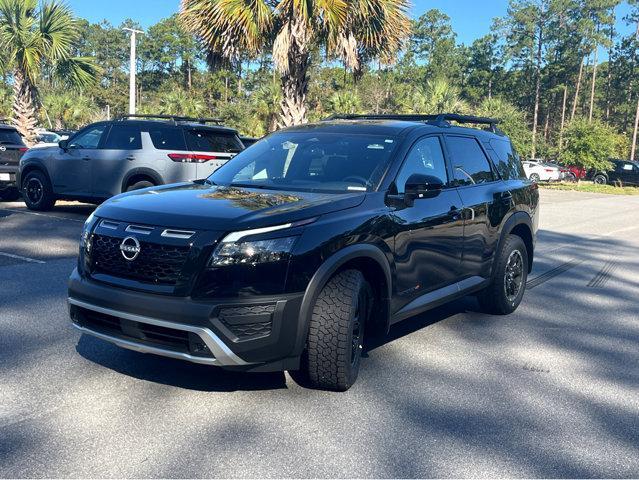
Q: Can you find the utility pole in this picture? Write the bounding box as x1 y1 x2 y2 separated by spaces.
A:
123 28 144 115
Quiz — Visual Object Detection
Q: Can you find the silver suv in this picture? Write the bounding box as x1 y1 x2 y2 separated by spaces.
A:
18 115 245 211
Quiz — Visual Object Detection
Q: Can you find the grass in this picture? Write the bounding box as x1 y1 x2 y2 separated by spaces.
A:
538 181 639 195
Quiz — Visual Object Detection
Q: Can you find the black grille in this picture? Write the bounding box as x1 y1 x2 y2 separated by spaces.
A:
219 304 275 340
91 234 190 285
73 306 212 358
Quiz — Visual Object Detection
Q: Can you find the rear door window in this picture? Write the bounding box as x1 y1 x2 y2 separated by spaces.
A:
103 124 142 150
148 126 187 151
185 129 243 153
446 135 495 186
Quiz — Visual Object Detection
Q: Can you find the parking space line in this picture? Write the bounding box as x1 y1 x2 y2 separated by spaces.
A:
0 208 85 223
0 251 46 264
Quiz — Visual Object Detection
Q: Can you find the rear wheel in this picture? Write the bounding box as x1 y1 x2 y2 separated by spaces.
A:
22 171 55 211
529 173 540 182
0 187 20 202
477 234 528 315
302 269 371 391
593 174 607 185
126 180 154 192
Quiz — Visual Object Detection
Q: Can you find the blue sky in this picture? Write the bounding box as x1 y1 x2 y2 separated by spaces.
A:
67 0 635 46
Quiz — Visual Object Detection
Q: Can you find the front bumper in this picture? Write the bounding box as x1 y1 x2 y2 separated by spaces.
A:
68 268 305 371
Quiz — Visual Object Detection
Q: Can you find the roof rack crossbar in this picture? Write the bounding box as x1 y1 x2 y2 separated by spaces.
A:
115 114 224 125
324 113 501 133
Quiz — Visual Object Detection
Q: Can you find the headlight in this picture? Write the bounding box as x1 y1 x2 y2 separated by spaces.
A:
80 211 97 252
209 236 297 267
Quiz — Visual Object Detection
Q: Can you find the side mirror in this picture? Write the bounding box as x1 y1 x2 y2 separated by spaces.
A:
58 139 68 150
405 173 445 201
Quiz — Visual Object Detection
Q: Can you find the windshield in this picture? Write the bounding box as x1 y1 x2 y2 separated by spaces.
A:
209 132 398 193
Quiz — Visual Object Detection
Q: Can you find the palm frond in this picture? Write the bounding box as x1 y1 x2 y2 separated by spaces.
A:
53 56 100 89
38 1 77 62
180 0 272 61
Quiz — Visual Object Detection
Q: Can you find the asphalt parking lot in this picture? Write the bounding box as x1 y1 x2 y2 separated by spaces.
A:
1 190 638 478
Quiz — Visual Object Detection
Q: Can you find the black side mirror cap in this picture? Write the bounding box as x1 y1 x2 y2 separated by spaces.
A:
58 139 68 150
405 173 445 199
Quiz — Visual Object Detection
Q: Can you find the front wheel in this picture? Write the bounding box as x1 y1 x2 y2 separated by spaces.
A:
22 171 56 211
477 235 528 315
302 269 371 391
529 173 540 182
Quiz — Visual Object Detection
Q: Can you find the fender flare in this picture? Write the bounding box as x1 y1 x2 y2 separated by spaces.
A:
121 168 164 192
492 211 534 276
18 160 51 190
293 243 393 355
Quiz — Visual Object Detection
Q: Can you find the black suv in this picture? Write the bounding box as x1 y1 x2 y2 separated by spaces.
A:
591 159 639 186
0 120 27 201
68 114 539 391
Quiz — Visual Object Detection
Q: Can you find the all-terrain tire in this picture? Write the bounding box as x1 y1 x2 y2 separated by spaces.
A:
477 234 528 315
305 269 371 391
22 170 56 211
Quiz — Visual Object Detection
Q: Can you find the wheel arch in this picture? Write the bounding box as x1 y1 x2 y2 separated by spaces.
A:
495 212 535 274
121 168 163 192
294 244 393 356
19 161 52 190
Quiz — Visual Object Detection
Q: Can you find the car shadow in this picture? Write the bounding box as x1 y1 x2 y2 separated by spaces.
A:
75 334 287 392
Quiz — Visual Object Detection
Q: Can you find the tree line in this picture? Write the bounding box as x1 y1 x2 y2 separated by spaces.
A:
1 0 638 169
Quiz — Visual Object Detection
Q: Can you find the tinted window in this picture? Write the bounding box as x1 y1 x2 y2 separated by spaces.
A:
396 136 448 193
69 125 106 149
0 129 24 145
447 136 495 186
185 129 243 153
210 132 399 193
489 139 526 180
103 125 142 150
148 126 186 150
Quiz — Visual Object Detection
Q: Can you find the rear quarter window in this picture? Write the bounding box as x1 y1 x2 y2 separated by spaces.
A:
147 126 187 151
185 129 243 153
489 139 526 180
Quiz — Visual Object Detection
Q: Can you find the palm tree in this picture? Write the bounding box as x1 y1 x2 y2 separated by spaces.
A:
0 0 97 145
409 77 468 114
181 0 411 127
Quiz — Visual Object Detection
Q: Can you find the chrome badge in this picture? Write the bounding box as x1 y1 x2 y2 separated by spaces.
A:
119 236 141 261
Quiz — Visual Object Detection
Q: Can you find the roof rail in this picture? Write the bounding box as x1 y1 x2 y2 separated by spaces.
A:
324 113 501 133
115 114 224 125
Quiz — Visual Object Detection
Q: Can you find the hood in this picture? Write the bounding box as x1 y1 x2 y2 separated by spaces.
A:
94 182 367 230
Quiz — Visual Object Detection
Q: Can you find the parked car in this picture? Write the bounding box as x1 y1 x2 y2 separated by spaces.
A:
68 113 539 391
591 159 639 186
18 114 245 211
563 165 588 181
0 119 28 201
239 136 259 148
522 159 561 182
543 161 570 180
31 129 63 149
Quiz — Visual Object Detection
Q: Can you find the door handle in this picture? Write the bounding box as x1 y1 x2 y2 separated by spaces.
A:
125 156 135 161
449 206 462 220
82 156 90 161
